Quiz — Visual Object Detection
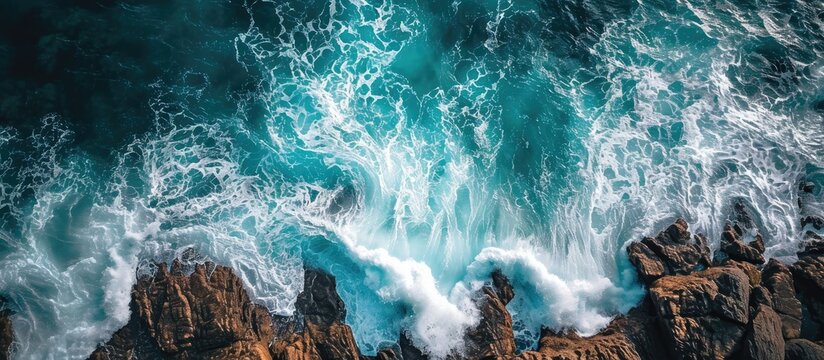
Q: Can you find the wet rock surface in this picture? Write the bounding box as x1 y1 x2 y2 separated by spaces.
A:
88 261 275 360
627 219 711 285
463 270 516 359
84 217 824 360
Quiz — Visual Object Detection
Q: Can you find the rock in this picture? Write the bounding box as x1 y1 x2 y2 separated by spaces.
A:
801 216 824 230
89 261 274 360
88 263 366 360
516 328 641 360
799 182 816 194
399 331 428 360
745 305 785 360
751 286 773 308
628 241 666 285
762 259 802 339
463 270 516 359
792 239 824 340
0 299 13 360
732 201 757 232
366 348 399 360
513 299 668 360
723 259 762 287
648 266 751 359
296 269 347 327
271 268 361 360
785 339 824 360
627 219 711 285
720 224 765 265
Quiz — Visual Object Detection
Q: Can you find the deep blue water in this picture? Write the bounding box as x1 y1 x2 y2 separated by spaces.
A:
1 0 824 358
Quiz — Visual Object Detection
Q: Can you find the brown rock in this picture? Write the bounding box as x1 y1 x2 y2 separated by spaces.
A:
627 219 711 285
512 298 669 360
751 286 773 308
723 259 762 287
784 339 824 360
792 239 824 340
627 242 666 285
746 305 785 360
365 348 399 360
296 270 346 327
271 268 360 360
720 224 765 265
515 328 641 360
648 266 751 359
89 261 274 360
464 270 516 359
762 259 802 339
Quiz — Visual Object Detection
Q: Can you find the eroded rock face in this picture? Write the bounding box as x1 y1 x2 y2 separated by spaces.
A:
270 268 361 360
763 259 803 339
463 270 516 359
648 266 751 360
745 305 785 360
792 238 824 341
785 339 824 360
627 219 711 285
85 217 821 360
720 224 766 265
89 261 274 360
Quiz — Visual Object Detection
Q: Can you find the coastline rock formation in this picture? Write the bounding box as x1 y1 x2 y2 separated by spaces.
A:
88 262 275 359
78 216 824 360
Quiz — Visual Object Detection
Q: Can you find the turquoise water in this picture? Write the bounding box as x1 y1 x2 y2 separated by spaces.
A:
1 0 824 358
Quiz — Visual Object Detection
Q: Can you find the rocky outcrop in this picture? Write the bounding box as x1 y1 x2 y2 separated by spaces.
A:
0 298 13 360
270 268 362 360
627 219 711 285
86 215 824 360
648 265 751 359
784 339 824 359
514 299 668 360
792 237 824 341
89 261 274 359
745 305 784 360
463 270 516 359
89 263 370 360
719 224 765 265
763 259 802 339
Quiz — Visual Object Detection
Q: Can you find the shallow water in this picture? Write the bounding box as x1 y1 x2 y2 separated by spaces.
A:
1 0 824 358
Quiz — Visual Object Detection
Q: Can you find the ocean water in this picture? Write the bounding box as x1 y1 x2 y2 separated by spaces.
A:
1 0 824 358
